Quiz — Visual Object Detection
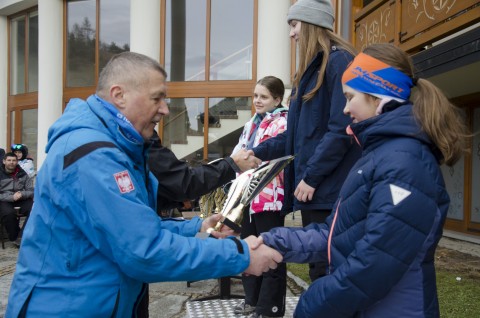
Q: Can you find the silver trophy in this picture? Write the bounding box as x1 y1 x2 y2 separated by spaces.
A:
205 155 294 234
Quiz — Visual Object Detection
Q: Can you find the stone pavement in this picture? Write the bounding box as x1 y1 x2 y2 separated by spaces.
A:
0 242 17 318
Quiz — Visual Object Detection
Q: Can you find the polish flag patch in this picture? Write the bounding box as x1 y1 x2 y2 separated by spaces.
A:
114 170 135 193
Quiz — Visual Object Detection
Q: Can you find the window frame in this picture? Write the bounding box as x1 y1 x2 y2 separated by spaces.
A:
7 7 39 147
159 0 258 160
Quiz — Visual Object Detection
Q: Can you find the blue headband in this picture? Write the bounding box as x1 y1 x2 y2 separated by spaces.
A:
342 53 413 100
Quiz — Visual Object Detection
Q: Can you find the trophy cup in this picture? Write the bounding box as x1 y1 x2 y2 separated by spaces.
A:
202 155 294 236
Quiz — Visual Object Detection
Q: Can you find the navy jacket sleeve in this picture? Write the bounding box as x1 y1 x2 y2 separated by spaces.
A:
303 51 354 188
261 223 329 264
251 130 287 161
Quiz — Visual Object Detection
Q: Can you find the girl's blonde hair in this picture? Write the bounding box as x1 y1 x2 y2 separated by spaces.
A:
293 22 357 101
363 43 469 166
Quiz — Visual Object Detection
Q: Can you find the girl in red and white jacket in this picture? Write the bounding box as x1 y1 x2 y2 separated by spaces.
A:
232 76 288 318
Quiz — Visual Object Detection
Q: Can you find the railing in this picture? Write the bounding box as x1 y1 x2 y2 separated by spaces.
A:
353 0 480 53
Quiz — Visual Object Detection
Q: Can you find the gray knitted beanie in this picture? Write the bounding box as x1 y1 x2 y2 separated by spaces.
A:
287 0 334 31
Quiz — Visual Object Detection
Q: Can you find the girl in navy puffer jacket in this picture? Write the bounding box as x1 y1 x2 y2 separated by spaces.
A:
260 43 469 318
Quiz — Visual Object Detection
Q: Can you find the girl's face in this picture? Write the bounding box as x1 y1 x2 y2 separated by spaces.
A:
343 85 379 123
253 84 280 115
289 20 301 42
13 150 22 160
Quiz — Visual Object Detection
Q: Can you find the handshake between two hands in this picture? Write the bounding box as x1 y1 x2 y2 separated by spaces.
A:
200 213 283 277
230 149 261 172
243 235 283 276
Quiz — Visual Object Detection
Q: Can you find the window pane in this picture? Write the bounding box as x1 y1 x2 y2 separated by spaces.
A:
441 108 467 221
66 0 96 87
441 156 465 221
163 98 205 159
10 16 26 95
210 0 253 80
207 97 251 160
28 12 39 92
22 108 38 169
472 107 480 223
99 0 130 72
165 0 207 81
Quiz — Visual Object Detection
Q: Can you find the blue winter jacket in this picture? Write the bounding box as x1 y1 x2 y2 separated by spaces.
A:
6 96 250 317
253 47 361 213
262 103 448 317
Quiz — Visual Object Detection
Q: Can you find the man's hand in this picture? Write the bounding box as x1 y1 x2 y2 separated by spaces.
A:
243 235 283 276
13 191 22 201
231 149 261 172
294 179 315 202
200 213 236 238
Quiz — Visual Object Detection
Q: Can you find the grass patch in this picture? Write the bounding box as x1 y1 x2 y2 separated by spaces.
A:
287 263 311 284
287 264 480 317
437 269 480 317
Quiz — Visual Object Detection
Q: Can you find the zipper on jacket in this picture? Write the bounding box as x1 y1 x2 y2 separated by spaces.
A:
346 125 361 147
327 198 341 275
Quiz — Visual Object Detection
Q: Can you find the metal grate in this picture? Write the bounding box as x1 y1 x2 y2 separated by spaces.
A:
186 296 299 318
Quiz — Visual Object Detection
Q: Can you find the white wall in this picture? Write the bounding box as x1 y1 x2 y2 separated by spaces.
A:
257 0 291 86
37 0 63 167
130 0 160 60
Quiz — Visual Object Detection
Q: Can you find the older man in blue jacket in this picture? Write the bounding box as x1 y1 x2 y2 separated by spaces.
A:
6 52 281 317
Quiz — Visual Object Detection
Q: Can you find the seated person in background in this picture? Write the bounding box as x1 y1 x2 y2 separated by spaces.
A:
11 144 36 178
0 152 34 246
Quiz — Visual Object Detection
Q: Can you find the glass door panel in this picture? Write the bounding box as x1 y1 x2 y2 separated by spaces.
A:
210 0 254 80
28 12 38 92
471 107 480 224
163 98 205 150
66 0 96 87
99 0 130 72
10 16 26 95
22 108 38 169
207 96 251 160
165 0 207 82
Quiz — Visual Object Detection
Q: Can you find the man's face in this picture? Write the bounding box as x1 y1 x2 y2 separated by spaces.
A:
120 70 170 140
3 156 18 173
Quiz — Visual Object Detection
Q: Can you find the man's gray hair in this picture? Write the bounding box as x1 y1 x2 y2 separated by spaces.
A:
96 52 167 97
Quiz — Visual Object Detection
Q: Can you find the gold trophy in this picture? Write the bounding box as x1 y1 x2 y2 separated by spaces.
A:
204 155 294 235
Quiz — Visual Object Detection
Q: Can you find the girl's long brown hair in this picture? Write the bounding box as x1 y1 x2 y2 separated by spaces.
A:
363 43 470 166
293 22 356 101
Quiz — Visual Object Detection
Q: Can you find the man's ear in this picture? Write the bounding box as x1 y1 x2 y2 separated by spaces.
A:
110 85 126 109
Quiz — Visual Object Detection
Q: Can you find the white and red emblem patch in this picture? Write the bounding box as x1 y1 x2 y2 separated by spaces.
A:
114 170 135 194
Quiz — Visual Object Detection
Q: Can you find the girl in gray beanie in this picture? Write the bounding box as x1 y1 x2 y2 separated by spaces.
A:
243 2 361 316
287 0 335 31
